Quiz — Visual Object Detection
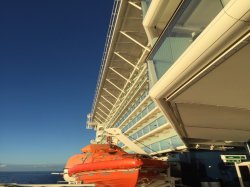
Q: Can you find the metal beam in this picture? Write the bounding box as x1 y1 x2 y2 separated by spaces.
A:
137 48 148 65
106 79 124 93
114 52 138 69
94 116 102 123
96 112 106 120
109 67 130 82
117 41 134 44
97 107 109 116
128 1 141 10
103 88 118 99
105 128 147 154
120 31 150 51
101 95 114 106
99 101 111 112
104 44 149 129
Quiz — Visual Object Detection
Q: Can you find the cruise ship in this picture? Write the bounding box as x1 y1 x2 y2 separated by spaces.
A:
86 0 250 186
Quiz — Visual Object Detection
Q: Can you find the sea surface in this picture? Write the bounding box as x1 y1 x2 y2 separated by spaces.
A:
0 171 64 184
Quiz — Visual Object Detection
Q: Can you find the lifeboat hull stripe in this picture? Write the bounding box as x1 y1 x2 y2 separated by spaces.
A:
68 157 143 176
75 168 139 187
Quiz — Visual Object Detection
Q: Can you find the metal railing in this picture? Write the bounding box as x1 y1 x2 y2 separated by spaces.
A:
90 0 121 118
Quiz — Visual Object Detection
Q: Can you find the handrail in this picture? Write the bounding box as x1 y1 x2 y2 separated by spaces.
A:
90 0 121 118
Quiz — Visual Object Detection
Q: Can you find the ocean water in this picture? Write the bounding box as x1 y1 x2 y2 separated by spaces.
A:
0 171 64 184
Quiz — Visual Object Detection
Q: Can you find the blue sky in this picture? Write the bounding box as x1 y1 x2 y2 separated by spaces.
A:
0 0 113 170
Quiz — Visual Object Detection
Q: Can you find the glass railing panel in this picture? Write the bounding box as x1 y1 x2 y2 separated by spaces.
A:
149 120 158 131
132 118 136 125
157 116 167 126
129 115 167 140
121 101 155 132
136 100 140 106
114 91 148 128
118 142 124 147
141 0 152 18
123 126 128 132
221 0 231 6
171 135 184 147
137 113 142 121
144 146 152 153
149 0 225 79
159 139 171 150
148 102 155 111
151 142 160 152
132 133 137 140
141 108 147 116
144 0 152 7
129 136 133 141
131 105 135 110
153 37 192 78
137 130 143 138
143 126 150 134
143 135 184 153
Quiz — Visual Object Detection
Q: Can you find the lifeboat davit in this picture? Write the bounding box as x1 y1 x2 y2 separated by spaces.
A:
64 144 168 187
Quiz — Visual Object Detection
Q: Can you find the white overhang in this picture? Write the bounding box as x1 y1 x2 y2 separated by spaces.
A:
150 0 250 149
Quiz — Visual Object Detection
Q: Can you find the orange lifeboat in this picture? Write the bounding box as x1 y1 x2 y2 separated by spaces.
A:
64 144 168 187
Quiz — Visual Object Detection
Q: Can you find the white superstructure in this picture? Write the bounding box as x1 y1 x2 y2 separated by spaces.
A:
87 0 250 186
